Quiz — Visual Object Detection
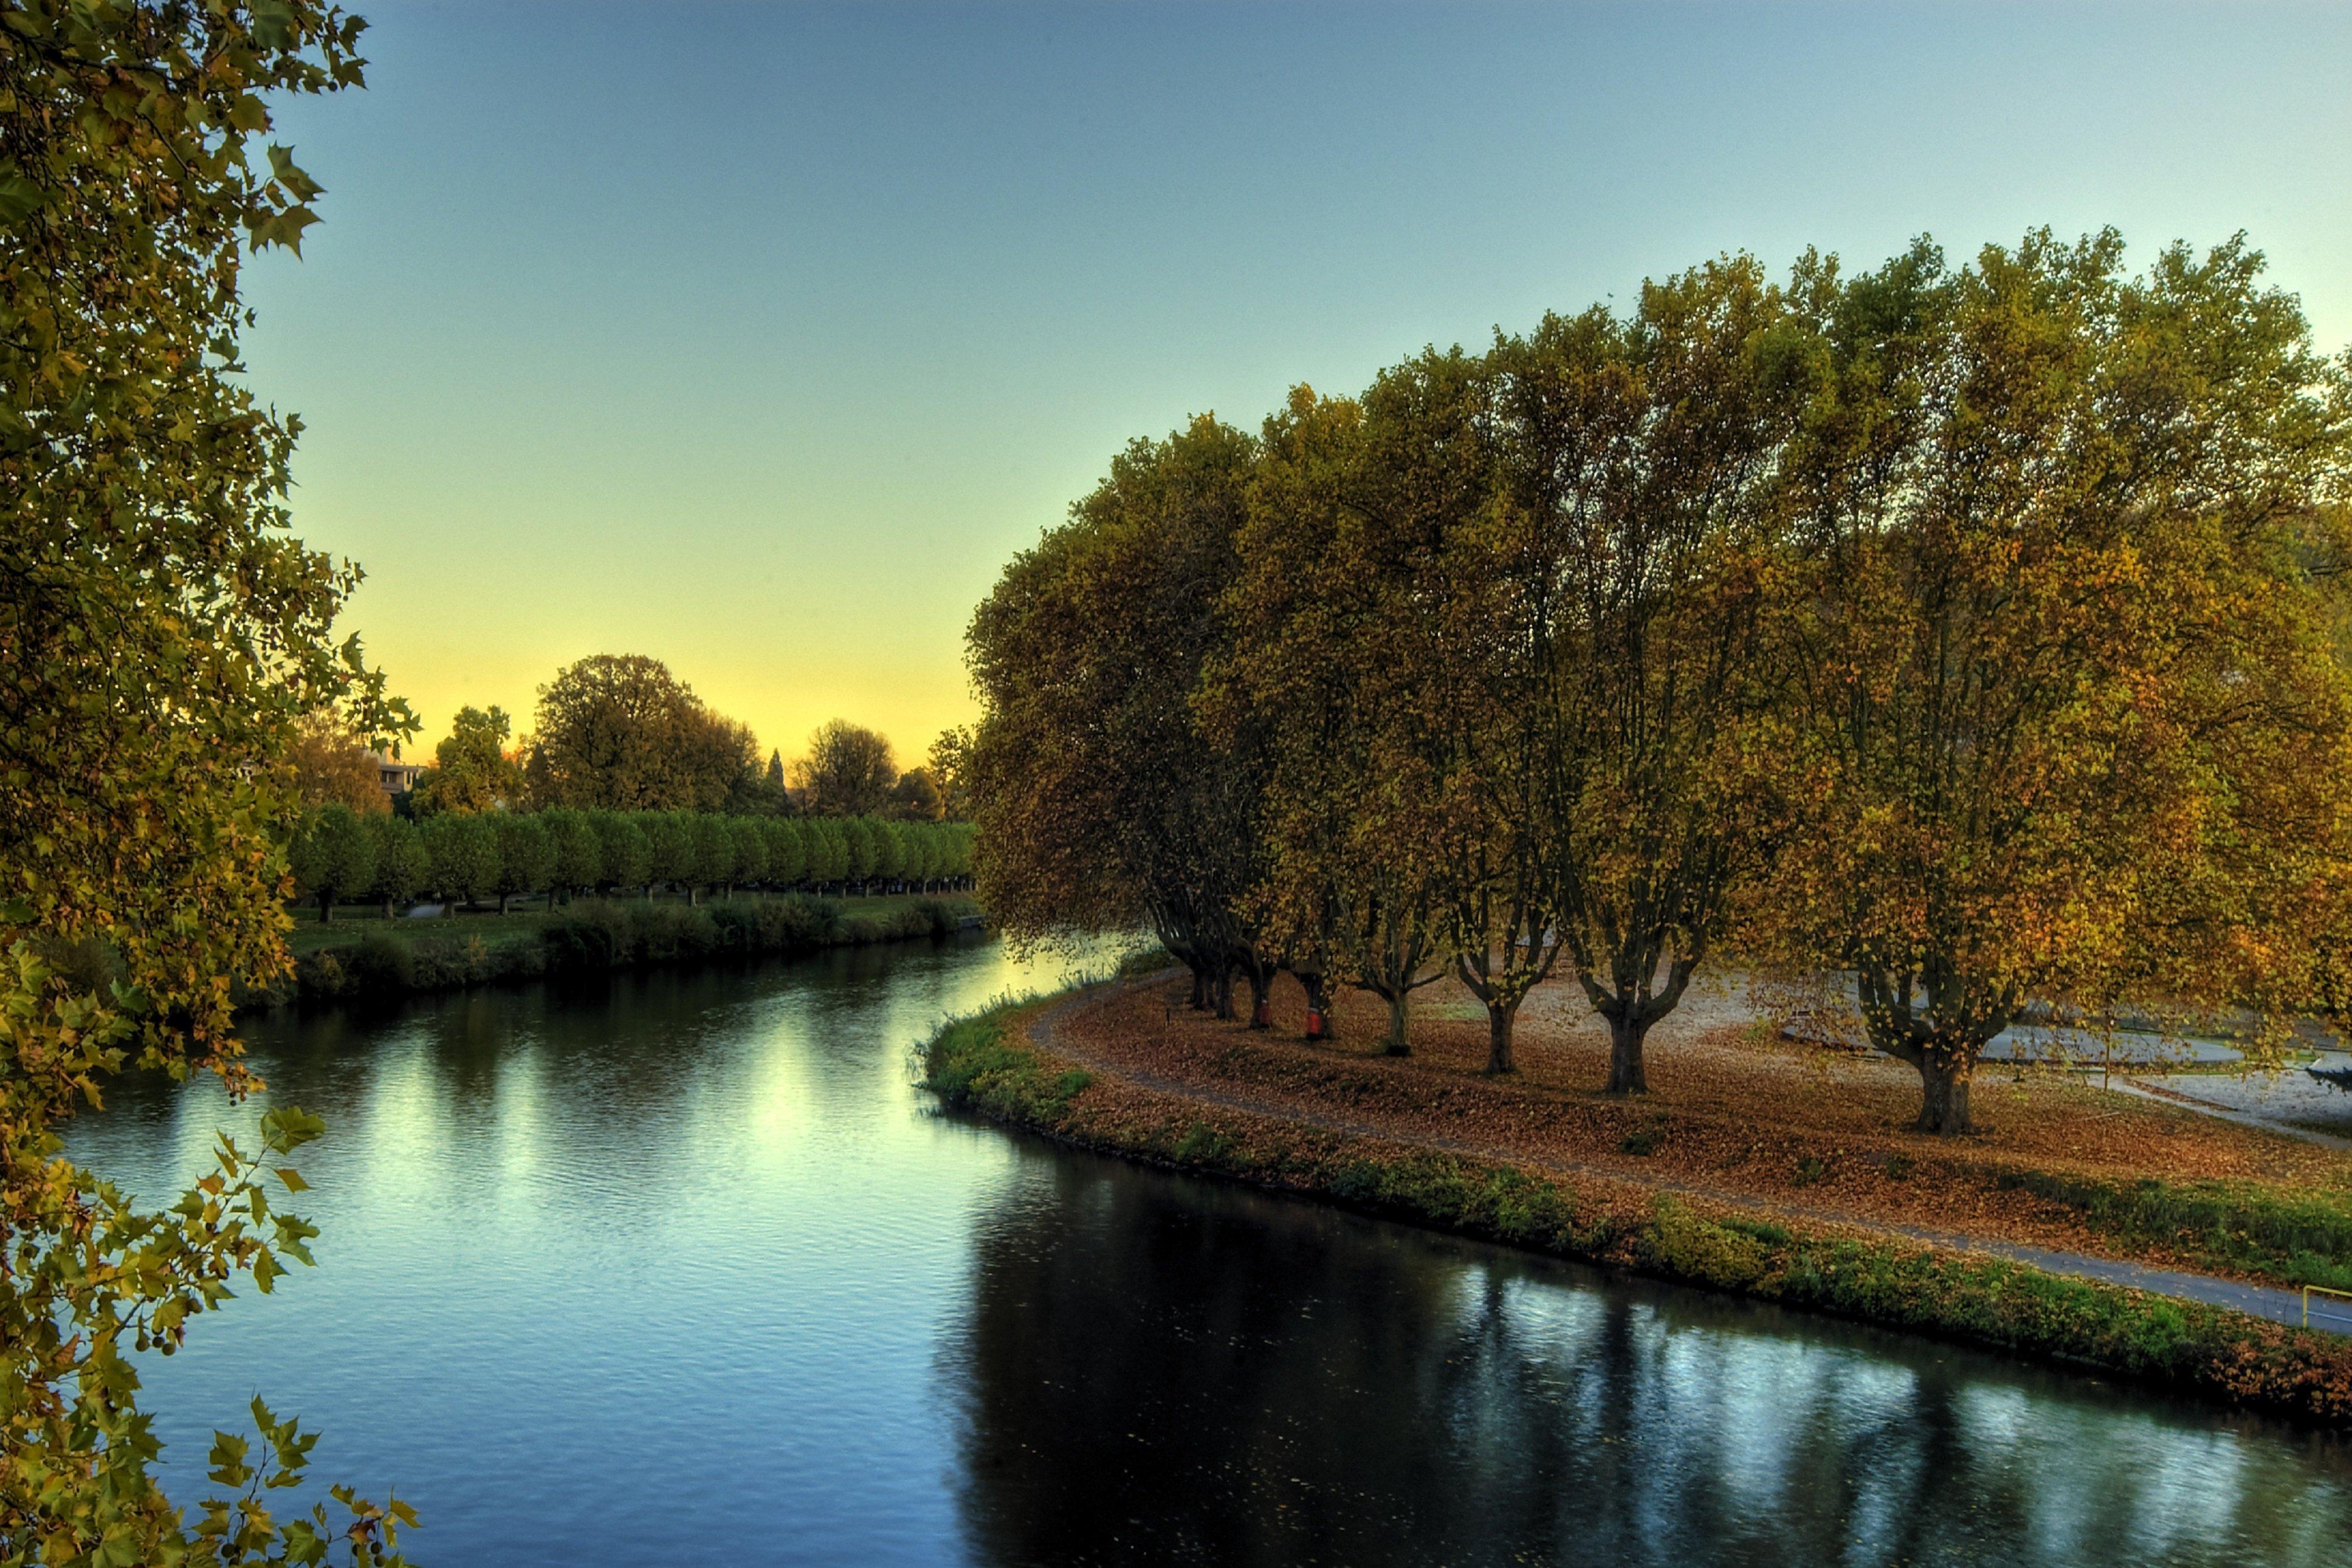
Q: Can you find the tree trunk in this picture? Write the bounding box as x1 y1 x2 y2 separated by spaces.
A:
319 894 332 923
1189 966 1209 1011
1381 992 1411 1057
1485 1003 1515 1075
1301 973 1331 1040
1213 965 1235 1021
1248 969 1273 1030
1915 1050 1975 1135
498 893 511 915
383 899 395 920
1604 1011 1649 1095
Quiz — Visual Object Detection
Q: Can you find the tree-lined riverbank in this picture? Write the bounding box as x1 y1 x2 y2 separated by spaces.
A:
260 891 980 1007
926 970 2352 1426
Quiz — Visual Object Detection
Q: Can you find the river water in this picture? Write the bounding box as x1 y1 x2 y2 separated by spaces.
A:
75 935 2352 1566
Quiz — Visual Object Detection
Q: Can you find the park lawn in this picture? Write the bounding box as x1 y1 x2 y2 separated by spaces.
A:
1050 970 2352 1294
286 889 961 954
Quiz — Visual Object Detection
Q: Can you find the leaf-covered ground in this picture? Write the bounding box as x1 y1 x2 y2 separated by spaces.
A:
1046 969 2352 1290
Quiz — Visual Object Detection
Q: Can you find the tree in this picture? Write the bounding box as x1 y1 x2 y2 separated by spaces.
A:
411 705 523 814
889 768 946 821
796 720 897 816
841 816 878 890
489 813 553 915
1 4 417 1558
1491 258 1798 1093
1219 386 1456 1051
364 813 430 918
289 711 391 814
691 813 737 901
1764 230 2352 1133
591 811 653 897
967 416 1271 1017
728 816 771 892
645 811 699 899
928 727 975 820
761 817 808 887
289 805 377 923
542 807 605 903
424 813 501 912
803 817 850 887
523 653 758 812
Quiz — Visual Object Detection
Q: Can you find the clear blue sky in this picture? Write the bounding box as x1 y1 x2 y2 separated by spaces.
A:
246 1 2352 763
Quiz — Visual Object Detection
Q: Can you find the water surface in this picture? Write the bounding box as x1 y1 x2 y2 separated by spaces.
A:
75 936 2352 1566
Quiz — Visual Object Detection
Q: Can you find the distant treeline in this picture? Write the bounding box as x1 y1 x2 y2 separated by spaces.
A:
289 805 975 920
280 893 978 1007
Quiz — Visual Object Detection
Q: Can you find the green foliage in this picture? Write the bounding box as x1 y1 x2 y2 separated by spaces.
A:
422 813 499 908
795 720 897 816
761 818 806 885
643 813 696 893
287 805 376 921
841 817 877 884
489 813 554 910
691 814 737 893
590 811 652 892
362 814 428 912
523 653 758 812
1992 1169 2352 1291
541 807 603 896
0 1 424 1549
409 705 521 816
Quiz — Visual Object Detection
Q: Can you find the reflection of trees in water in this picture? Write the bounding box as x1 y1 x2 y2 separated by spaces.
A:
952 1157 2352 1567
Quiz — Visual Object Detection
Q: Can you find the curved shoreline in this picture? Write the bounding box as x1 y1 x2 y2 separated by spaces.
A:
926 973 2352 1427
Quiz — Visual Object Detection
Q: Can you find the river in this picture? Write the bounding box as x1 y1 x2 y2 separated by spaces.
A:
74 934 2352 1566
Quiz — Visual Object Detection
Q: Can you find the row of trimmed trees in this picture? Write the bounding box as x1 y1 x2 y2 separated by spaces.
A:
966 229 2352 1134
289 806 975 920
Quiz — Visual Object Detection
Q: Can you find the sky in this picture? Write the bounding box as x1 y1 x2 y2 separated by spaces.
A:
245 1 2352 766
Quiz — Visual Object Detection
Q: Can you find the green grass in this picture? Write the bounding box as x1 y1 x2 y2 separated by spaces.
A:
1992 1168 2352 1291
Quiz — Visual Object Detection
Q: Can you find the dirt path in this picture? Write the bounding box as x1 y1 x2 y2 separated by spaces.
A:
1030 976 2352 1335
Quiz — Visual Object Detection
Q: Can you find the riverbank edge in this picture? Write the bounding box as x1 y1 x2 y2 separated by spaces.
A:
923 982 2352 1428
249 892 983 1010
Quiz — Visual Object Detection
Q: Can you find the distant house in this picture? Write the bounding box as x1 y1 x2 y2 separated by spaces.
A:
374 751 426 798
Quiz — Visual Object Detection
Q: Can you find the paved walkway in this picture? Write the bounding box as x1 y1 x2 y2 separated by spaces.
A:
1028 977 2352 1336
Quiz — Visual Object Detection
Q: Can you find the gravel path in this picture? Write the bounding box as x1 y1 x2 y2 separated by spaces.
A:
1030 977 2352 1336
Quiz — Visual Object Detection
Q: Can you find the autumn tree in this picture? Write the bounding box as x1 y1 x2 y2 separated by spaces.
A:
1765 230 2352 1133
411 704 523 814
966 416 1271 1016
1491 258 1799 1094
928 727 975 820
289 710 391 814
0 3 416 1557
1216 387 1454 1049
889 767 946 821
524 653 757 812
796 720 898 817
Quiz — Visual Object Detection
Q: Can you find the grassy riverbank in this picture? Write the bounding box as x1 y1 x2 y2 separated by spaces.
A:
259 890 980 1008
925 984 2352 1426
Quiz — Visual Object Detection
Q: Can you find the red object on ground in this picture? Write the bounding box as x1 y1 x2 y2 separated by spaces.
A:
1254 998 1273 1028
1304 1008 1325 1040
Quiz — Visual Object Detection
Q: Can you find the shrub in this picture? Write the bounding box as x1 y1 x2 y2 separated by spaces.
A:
543 899 634 972
346 932 416 995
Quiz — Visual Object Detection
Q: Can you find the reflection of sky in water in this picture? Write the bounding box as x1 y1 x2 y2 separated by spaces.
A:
68 938 2352 1567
